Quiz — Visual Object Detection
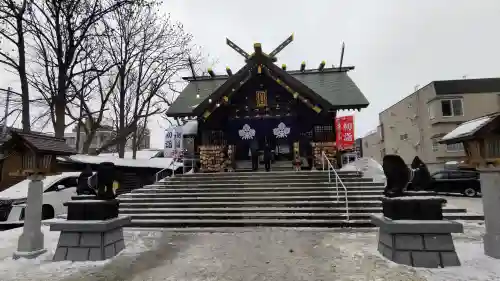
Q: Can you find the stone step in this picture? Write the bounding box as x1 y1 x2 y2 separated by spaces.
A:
146 182 384 189
162 177 373 184
120 190 387 198
120 212 484 221
174 170 360 179
132 186 386 193
118 200 381 208
127 218 374 228
119 207 469 214
166 173 363 181
118 195 383 203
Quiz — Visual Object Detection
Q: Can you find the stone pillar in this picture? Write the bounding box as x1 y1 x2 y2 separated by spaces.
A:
13 174 47 259
479 168 500 259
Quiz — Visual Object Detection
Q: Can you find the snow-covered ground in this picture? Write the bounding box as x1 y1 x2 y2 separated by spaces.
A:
0 221 498 280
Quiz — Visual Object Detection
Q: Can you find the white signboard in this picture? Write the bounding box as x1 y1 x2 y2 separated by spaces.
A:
164 126 183 159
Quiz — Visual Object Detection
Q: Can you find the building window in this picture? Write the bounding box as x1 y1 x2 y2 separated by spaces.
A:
400 133 408 141
432 140 439 152
441 99 463 117
446 143 464 152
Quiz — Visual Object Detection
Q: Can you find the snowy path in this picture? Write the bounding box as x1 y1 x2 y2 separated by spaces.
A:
0 223 498 280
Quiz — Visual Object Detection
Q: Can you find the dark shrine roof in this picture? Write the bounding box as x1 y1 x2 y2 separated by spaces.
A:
10 131 76 155
166 67 369 117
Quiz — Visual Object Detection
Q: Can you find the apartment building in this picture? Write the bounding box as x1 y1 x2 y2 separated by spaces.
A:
64 120 151 153
364 78 500 172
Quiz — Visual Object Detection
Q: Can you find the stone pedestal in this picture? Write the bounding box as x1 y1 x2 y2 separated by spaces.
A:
371 214 463 268
13 174 47 259
50 216 131 261
478 168 500 259
382 197 446 220
64 199 119 220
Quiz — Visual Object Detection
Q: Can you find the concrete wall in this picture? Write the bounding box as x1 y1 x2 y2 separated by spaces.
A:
361 131 382 164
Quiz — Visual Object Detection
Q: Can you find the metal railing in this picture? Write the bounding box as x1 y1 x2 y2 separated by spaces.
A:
155 159 177 182
321 151 350 221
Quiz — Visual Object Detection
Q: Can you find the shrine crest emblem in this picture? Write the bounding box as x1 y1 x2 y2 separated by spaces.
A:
273 122 290 138
239 124 256 140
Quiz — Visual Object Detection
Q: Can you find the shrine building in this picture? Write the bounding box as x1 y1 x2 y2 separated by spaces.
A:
166 35 369 172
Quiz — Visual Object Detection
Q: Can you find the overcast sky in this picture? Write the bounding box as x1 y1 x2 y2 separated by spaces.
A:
2 0 500 149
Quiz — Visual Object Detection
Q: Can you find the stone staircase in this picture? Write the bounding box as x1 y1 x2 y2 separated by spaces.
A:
118 170 483 229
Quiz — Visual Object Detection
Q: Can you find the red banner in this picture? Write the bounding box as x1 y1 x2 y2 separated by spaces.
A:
335 115 355 150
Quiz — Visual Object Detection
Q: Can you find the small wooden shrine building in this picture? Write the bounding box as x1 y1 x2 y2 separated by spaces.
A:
166 35 369 172
0 130 75 190
440 112 500 168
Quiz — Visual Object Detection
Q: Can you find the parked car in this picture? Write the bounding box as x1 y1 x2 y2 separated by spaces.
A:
424 169 481 197
0 172 84 226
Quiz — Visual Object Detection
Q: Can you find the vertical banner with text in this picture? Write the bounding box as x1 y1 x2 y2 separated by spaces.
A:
164 126 183 159
335 115 355 150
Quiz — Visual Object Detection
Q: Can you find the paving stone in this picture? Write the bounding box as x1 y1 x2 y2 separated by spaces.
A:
424 234 455 251
67 247 90 262
80 232 102 247
394 234 424 250
440 251 461 267
89 248 104 261
378 231 393 247
393 250 412 266
411 251 441 268
104 244 116 259
52 247 68 261
58 232 80 247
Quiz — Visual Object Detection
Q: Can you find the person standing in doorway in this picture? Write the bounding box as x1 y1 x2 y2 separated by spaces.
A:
250 139 259 171
264 139 272 172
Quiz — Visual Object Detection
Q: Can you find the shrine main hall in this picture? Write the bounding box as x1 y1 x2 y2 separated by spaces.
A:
166 35 369 172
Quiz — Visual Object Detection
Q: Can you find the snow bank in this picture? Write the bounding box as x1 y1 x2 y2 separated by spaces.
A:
99 149 163 160
417 240 500 281
58 154 182 170
340 157 386 184
0 225 163 281
442 115 493 142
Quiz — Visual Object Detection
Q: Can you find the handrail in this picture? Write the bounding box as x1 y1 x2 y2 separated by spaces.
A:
321 151 349 221
155 159 176 182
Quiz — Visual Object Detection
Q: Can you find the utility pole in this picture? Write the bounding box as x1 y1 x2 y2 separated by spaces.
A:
2 87 12 138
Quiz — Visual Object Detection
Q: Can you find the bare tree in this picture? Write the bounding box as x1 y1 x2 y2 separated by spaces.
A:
0 0 30 131
26 0 129 138
95 2 195 157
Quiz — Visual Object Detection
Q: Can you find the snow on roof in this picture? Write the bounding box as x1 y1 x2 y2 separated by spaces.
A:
58 154 182 170
99 149 163 159
441 115 494 142
0 172 82 200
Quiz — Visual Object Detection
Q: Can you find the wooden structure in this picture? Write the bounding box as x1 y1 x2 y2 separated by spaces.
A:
166 35 369 172
0 131 75 191
440 112 500 168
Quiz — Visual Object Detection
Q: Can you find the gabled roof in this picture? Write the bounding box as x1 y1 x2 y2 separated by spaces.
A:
439 112 500 144
166 67 368 117
8 131 75 155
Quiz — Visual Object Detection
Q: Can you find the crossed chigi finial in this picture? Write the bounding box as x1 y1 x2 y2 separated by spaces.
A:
226 34 294 62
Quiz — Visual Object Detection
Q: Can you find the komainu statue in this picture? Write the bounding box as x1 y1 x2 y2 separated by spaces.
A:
382 155 432 197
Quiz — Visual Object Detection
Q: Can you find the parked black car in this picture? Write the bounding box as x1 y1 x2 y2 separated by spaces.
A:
413 169 481 197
